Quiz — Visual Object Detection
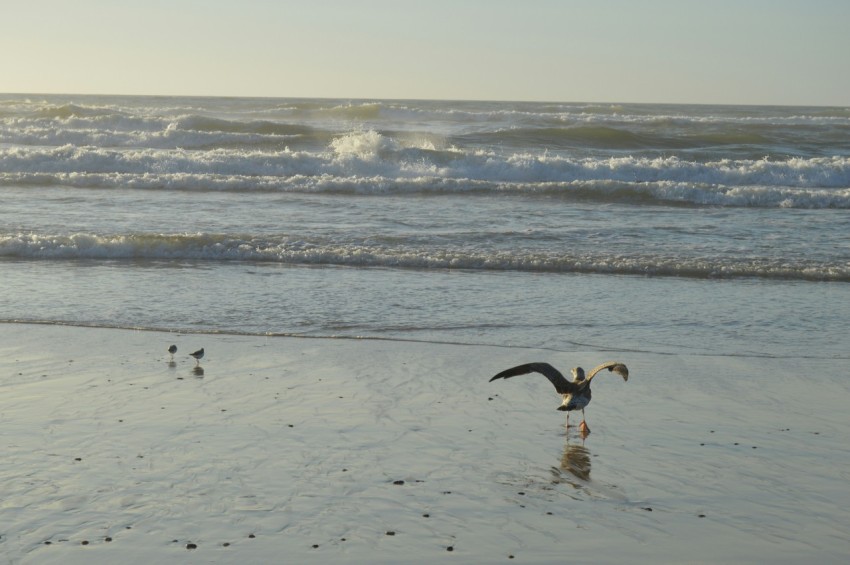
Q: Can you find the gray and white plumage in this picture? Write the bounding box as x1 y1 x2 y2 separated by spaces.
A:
190 348 204 364
489 361 629 431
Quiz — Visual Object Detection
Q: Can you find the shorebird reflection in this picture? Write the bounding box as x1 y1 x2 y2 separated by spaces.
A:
192 365 205 377
559 441 591 483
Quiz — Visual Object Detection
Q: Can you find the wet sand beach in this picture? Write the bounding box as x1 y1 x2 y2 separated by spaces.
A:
2 323 849 564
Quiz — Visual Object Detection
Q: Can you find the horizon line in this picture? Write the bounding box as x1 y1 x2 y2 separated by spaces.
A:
2 91 847 110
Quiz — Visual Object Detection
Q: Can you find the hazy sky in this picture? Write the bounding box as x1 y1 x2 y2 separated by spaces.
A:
3 0 849 106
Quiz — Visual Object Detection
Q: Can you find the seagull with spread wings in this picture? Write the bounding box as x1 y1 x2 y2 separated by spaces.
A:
489 361 629 434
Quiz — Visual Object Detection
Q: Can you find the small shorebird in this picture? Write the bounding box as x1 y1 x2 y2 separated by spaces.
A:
190 348 204 365
490 361 629 434
168 344 177 359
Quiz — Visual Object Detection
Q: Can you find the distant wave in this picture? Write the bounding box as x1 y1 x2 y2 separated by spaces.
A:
173 115 314 136
6 97 849 124
31 103 122 120
0 114 329 151
461 125 791 151
461 126 655 149
4 98 849 152
2 232 847 281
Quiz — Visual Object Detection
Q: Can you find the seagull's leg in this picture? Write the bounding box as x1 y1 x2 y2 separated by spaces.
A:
579 409 590 434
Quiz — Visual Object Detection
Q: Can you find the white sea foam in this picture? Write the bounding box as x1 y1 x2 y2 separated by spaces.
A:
2 139 848 207
2 232 846 281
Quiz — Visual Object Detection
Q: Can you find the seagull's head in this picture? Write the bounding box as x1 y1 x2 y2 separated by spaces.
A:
571 367 586 382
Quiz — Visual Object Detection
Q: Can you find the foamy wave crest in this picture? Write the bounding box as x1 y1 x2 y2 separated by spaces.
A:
31 103 121 120
330 130 398 158
0 115 320 151
3 134 850 206
499 154 850 189
2 232 847 281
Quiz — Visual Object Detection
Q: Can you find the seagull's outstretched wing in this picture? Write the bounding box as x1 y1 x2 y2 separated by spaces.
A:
490 362 577 394
585 362 629 383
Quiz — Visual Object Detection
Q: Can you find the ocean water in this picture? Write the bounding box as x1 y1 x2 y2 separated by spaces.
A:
1 94 849 359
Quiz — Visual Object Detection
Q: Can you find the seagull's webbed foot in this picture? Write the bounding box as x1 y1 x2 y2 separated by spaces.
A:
579 420 590 435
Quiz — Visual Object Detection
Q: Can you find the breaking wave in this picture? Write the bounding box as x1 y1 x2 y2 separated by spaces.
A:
1 138 848 207
2 232 847 282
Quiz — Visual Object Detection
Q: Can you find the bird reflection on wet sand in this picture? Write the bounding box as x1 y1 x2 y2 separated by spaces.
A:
192 365 205 377
560 442 591 481
551 438 592 488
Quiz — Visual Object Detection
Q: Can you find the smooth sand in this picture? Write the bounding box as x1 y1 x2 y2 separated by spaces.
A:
2 323 849 564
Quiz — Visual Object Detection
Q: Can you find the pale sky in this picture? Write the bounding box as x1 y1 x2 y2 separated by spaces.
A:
3 0 849 106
